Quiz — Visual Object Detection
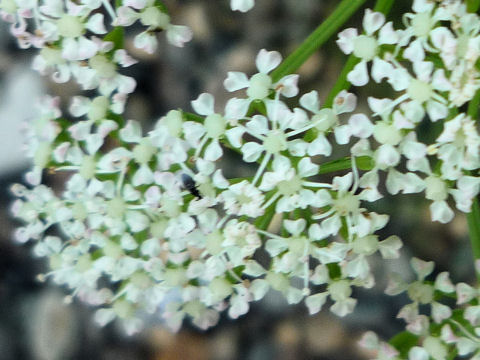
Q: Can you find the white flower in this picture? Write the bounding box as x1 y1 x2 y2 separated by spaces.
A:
336 9 399 86
230 0 254 12
224 49 299 118
220 180 264 217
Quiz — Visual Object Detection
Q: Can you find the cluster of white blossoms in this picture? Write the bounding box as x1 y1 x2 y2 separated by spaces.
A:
6 0 480 353
0 0 192 129
11 44 403 333
336 0 480 224
360 258 480 360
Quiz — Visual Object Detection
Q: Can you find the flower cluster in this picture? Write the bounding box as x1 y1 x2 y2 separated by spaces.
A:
360 258 480 360
1 0 192 129
337 0 480 223
6 0 480 353
11 47 403 333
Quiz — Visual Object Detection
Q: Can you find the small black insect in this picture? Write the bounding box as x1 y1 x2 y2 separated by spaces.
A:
181 173 202 199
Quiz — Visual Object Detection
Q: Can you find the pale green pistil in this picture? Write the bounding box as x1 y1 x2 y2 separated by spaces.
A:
353 35 378 61
133 138 156 164
237 193 252 204
424 176 447 201
334 193 360 216
411 12 433 38
407 78 432 104
277 175 302 196
57 15 84 38
107 197 126 218
264 130 287 154
205 114 226 138
206 230 223 255
79 155 96 179
407 281 434 304
247 73 272 99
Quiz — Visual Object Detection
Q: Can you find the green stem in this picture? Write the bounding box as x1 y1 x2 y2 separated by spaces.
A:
324 0 395 107
270 0 367 83
467 0 480 13
467 198 480 280
467 90 480 281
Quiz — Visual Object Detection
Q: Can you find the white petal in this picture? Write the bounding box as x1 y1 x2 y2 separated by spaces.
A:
334 90 357 114
348 113 373 138
408 347 429 360
224 71 250 92
404 39 425 62
204 139 223 161
307 135 332 156
191 93 214 116
225 127 245 148
305 293 328 315
119 120 143 142
230 0 254 12
298 157 318 177
347 60 369 86
430 200 454 223
283 218 306 236
363 9 385 35
299 90 320 113
86 13 106 34
225 97 250 119
166 25 192 47
255 49 281 74
426 100 448 122
378 22 398 44
241 142 263 162
371 57 393 83
277 74 299 97
336 28 357 54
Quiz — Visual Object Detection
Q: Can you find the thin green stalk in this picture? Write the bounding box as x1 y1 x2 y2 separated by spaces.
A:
467 0 480 13
270 0 367 83
467 200 480 281
324 0 395 107
467 89 480 281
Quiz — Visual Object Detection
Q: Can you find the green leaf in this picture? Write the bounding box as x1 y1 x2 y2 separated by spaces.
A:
467 0 480 13
104 27 125 51
389 331 419 357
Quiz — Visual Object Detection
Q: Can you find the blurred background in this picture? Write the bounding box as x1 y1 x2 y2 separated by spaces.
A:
0 0 476 359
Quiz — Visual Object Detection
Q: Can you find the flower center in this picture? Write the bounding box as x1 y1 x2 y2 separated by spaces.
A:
87 96 109 121
353 35 378 61
160 197 180 217
313 109 337 132
107 197 126 218
407 281 434 304
57 15 84 38
206 230 223 255
40 47 64 65
89 55 116 79
407 78 432 104
263 130 287 154
277 175 302 196
205 113 226 138
334 193 360 216
133 138 156 164
79 155 96 179
373 122 402 145
411 12 433 38
247 73 272 100
424 176 447 201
